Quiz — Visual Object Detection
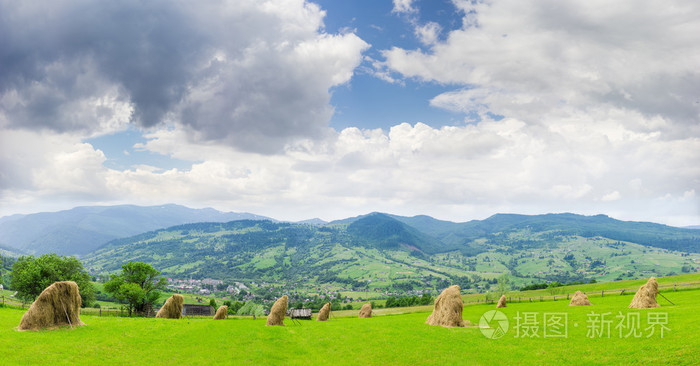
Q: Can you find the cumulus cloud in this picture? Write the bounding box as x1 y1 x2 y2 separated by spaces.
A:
392 0 417 14
3 117 698 225
381 0 700 132
414 22 442 46
0 0 369 153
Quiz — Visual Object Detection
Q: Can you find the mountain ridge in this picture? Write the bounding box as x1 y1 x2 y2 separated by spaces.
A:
0 204 273 255
81 211 700 292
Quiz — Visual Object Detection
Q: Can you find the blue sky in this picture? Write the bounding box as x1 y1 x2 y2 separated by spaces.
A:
1 0 699 226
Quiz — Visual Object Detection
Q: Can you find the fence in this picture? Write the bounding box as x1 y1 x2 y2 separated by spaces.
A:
467 282 700 305
1 295 27 309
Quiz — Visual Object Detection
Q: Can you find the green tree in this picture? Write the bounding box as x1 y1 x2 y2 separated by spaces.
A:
419 293 433 305
104 262 167 316
547 281 562 295
209 298 217 309
496 274 511 296
10 254 95 306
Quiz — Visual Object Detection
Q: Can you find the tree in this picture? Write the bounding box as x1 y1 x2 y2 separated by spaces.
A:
547 281 562 295
10 254 95 306
496 274 511 296
104 262 167 316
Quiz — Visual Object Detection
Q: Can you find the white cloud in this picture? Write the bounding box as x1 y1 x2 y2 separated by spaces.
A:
3 115 698 226
392 0 417 14
415 22 442 46
381 0 700 134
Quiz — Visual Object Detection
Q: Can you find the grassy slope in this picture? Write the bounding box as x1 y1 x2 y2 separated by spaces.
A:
1 288 698 365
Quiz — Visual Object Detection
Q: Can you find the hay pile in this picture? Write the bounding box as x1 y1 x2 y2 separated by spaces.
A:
629 277 660 309
156 294 184 319
569 291 592 306
358 303 372 318
18 281 85 331
266 295 288 326
426 285 467 327
496 295 507 308
213 305 228 320
317 302 331 321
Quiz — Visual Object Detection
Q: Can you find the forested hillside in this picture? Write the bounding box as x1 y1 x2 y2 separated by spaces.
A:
83 213 700 292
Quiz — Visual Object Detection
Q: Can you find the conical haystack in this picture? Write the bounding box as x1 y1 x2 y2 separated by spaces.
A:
496 295 507 308
569 291 592 306
213 305 228 320
358 303 372 318
266 295 288 326
317 302 331 321
426 285 467 327
19 281 85 331
629 277 660 309
156 294 184 319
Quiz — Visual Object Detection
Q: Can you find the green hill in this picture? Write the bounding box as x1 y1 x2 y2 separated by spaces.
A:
82 213 700 293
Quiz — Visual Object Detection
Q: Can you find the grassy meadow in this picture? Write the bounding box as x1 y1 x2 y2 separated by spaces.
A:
2 278 699 365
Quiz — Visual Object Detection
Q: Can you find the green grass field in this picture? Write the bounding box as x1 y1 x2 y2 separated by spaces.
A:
2 285 699 365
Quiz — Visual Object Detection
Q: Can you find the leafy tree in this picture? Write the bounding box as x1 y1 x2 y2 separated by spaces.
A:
496 274 511 296
104 262 167 316
10 254 95 306
209 298 217 308
224 300 245 314
547 281 562 295
236 301 264 316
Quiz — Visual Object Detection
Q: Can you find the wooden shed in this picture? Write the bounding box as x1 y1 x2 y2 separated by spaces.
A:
286 308 312 320
182 304 214 317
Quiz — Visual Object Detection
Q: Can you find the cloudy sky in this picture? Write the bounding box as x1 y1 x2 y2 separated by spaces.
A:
1 0 698 226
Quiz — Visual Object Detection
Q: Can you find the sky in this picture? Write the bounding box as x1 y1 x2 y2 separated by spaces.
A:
1 0 699 226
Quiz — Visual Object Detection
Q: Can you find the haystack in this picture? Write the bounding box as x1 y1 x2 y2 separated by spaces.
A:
213 305 228 320
317 302 331 321
18 281 85 331
426 285 467 327
358 303 372 318
266 295 288 326
629 277 660 309
496 295 507 308
156 294 184 319
569 291 592 306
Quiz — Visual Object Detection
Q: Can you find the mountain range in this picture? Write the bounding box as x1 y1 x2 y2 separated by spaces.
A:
79 210 700 291
2 205 699 291
0 204 271 255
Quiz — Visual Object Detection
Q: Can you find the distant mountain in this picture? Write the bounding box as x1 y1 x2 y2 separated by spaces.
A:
295 218 328 225
82 212 700 290
684 225 700 230
0 204 272 255
392 213 700 254
0 243 23 258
